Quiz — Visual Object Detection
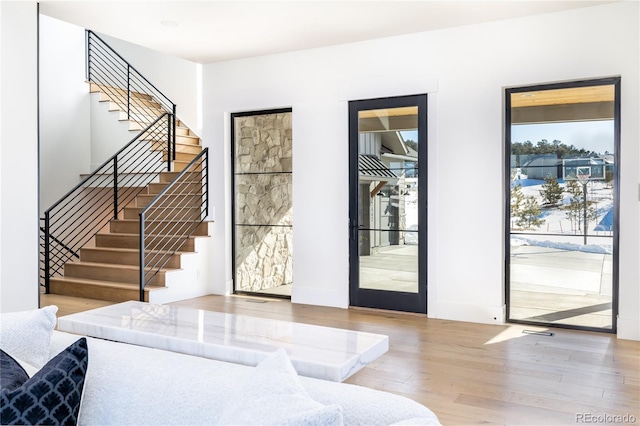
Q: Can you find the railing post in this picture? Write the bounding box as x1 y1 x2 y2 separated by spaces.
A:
113 157 119 219
167 114 172 172
172 105 177 161
44 213 51 294
139 212 145 302
85 31 90 82
127 65 131 120
205 149 209 217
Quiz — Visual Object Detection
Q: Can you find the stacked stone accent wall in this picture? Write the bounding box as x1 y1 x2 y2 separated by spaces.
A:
234 112 293 292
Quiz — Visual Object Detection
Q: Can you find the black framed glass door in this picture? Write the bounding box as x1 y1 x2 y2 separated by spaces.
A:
505 78 620 332
349 94 427 313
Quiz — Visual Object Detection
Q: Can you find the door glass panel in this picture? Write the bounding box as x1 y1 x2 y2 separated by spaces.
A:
233 110 293 297
507 82 617 331
357 106 419 293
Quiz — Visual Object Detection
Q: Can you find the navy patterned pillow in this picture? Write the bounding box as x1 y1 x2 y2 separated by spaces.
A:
0 338 88 426
0 351 29 392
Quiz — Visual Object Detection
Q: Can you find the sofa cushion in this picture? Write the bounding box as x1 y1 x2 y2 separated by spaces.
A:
0 305 58 369
0 338 88 426
48 331 440 425
302 376 441 425
217 348 343 425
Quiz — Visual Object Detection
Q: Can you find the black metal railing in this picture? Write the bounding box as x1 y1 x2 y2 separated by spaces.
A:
86 30 176 158
41 113 174 291
139 148 208 301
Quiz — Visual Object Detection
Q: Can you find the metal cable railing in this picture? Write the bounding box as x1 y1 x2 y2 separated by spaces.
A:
86 30 176 159
41 114 174 291
139 148 208 301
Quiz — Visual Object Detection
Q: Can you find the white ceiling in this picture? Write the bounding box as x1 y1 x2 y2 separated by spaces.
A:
39 1 614 64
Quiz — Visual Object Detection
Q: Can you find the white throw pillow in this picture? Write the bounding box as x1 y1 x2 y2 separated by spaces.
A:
217 348 343 426
0 305 58 369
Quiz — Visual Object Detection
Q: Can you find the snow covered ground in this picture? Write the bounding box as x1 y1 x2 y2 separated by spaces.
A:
512 178 614 254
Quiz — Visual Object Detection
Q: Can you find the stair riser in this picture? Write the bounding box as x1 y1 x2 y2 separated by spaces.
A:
173 162 203 172
136 193 203 209
147 181 203 195
96 233 196 251
151 142 202 155
176 135 200 145
162 152 198 163
80 248 182 269
123 206 202 220
159 172 181 183
110 220 209 236
64 263 165 285
50 278 150 302
175 127 190 136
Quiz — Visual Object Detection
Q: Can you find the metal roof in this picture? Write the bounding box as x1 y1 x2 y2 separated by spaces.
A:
358 154 397 180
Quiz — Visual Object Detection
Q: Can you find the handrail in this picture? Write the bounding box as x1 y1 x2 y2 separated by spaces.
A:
41 114 174 292
138 148 208 301
86 30 176 160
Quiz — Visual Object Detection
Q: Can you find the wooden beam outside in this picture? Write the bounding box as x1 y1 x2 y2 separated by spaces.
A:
370 181 387 198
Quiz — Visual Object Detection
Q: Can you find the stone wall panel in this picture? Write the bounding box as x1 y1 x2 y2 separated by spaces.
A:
234 112 293 293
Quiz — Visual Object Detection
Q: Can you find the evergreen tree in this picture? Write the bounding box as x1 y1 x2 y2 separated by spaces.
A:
516 196 544 229
511 139 597 157
539 173 563 206
564 180 583 231
510 183 524 228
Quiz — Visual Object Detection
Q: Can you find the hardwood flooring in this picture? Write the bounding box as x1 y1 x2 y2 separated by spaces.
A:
41 293 640 425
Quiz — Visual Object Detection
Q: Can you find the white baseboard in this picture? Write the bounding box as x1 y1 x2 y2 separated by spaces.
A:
617 316 640 341
430 301 506 325
291 285 348 309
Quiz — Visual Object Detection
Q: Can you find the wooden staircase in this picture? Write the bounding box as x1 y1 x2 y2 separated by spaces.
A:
48 84 210 303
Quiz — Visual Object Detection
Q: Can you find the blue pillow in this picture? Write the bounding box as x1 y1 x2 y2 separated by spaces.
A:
1 338 88 425
0 351 29 392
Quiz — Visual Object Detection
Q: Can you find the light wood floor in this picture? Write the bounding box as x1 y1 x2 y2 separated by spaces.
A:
41 293 640 425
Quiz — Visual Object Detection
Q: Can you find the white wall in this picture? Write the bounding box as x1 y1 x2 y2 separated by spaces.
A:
89 93 136 170
39 15 91 214
0 2 39 312
98 34 201 134
202 2 639 339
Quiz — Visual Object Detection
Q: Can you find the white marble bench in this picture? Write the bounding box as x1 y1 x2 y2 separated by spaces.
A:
57 301 389 382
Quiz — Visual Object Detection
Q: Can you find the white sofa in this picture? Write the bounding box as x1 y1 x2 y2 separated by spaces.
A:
1 306 440 425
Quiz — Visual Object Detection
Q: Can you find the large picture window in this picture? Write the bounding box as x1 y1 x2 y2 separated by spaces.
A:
505 78 620 332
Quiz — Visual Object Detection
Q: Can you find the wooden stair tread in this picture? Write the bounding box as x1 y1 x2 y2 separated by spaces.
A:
113 218 205 224
67 260 178 273
51 276 164 290
81 246 190 255
136 193 203 199
99 231 199 238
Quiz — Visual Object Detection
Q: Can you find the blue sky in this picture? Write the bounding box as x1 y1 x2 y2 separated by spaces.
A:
402 120 613 154
400 130 418 142
511 120 614 154
401 120 614 154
